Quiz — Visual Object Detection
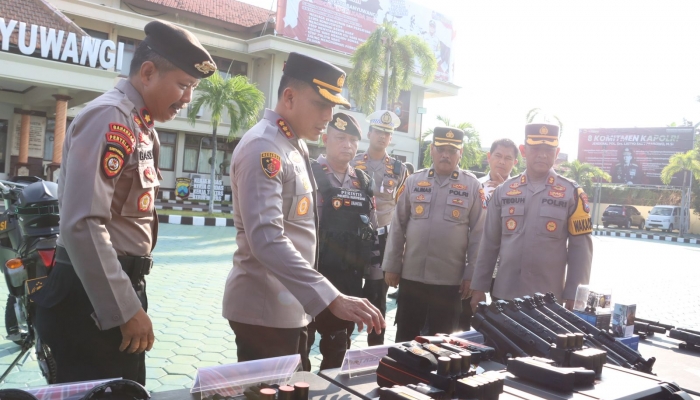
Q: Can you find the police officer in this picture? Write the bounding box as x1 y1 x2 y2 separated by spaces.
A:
610 147 645 184
350 110 407 346
478 138 519 200
383 127 485 341
223 53 384 366
470 123 593 311
32 20 215 384
309 113 377 369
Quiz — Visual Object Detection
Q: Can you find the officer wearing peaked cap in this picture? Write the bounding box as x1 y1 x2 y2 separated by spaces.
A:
383 127 485 341
33 20 216 384
470 123 593 312
350 109 408 346
223 53 384 368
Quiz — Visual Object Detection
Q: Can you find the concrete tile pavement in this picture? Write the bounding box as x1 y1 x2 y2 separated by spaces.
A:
0 224 400 392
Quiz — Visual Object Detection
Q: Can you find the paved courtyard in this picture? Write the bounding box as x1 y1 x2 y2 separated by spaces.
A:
0 224 698 392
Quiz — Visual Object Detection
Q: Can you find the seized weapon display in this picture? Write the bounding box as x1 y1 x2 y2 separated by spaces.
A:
668 328 700 352
506 357 596 392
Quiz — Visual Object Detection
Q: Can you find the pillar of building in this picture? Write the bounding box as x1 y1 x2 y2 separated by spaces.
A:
14 109 31 177
48 95 71 182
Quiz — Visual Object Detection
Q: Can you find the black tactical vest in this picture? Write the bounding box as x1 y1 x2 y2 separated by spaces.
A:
311 161 375 297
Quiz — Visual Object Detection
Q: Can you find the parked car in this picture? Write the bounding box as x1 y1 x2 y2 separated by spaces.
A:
645 205 681 233
602 205 645 229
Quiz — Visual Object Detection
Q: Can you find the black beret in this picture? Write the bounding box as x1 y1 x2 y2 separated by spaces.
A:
433 127 464 149
143 20 216 79
328 112 361 139
284 52 350 108
525 123 559 147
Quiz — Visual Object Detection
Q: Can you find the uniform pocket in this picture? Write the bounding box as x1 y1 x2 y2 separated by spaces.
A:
381 175 398 195
501 204 524 235
538 206 567 239
444 194 469 223
288 174 314 221
410 192 431 219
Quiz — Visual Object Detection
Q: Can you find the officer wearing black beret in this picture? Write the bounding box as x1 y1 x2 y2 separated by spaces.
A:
307 112 378 369
223 54 384 367
33 20 215 384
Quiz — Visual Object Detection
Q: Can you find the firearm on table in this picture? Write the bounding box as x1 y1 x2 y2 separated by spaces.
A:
536 292 655 373
668 328 700 352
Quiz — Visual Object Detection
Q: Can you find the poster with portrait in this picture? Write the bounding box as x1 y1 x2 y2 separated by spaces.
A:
578 127 695 186
392 90 411 132
275 0 456 82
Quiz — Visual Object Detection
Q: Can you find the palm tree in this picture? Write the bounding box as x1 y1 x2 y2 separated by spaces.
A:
526 107 564 135
347 22 436 113
421 116 484 170
557 160 610 193
188 73 265 212
660 149 700 186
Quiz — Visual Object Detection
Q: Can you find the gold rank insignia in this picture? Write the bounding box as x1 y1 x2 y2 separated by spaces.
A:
506 189 522 196
452 209 460 218
277 119 294 139
506 218 517 231
509 207 515 215
540 126 548 135
355 160 366 165
297 196 310 215
548 176 555 185
388 180 395 186
344 199 351 206
552 184 566 192
509 182 520 189
549 190 565 199
546 221 557 232
446 131 455 138
417 181 431 187
416 194 426 201
195 60 217 74
451 171 459 180
452 183 467 190
332 198 342 210
140 108 154 129
356 165 367 170
415 205 424 215
520 175 527 184
334 117 347 130
452 198 464 205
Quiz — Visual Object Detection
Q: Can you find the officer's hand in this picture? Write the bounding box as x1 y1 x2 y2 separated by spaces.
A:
385 272 401 288
460 280 472 300
470 291 487 312
328 294 385 335
564 299 575 311
119 308 154 354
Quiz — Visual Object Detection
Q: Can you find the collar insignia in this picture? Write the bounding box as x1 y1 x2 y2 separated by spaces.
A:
277 119 294 139
548 176 555 185
451 171 459 180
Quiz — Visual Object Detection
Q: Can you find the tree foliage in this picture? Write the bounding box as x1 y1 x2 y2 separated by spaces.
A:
660 149 700 185
556 159 610 194
526 107 564 135
347 22 436 113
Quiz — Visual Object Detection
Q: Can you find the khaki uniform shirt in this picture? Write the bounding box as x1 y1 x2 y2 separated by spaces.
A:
57 79 160 330
223 110 339 329
351 152 407 228
315 155 380 277
470 170 594 301
382 167 486 285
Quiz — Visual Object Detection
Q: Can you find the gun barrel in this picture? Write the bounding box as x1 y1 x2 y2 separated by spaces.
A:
635 317 675 330
472 313 529 358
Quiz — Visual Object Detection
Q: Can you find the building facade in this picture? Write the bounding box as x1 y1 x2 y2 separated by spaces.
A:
0 0 459 191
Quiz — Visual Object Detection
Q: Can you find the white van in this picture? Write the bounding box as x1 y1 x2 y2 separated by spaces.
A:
645 205 681 233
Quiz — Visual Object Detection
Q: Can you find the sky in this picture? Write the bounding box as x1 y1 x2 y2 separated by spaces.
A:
239 0 700 159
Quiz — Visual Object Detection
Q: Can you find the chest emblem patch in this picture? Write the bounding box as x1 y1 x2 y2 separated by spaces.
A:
297 196 310 216
452 183 467 190
415 205 425 215
546 221 557 232
138 192 152 212
452 209 460 219
102 150 124 179
417 181 431 187
506 218 517 231
261 152 282 179
452 198 464 205
506 189 522 196
332 198 342 210
549 190 565 199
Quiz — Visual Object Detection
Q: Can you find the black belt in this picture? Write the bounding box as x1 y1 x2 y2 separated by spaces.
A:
55 246 152 280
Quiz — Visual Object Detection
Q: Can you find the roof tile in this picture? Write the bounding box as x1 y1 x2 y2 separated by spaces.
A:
0 0 86 49
141 0 272 28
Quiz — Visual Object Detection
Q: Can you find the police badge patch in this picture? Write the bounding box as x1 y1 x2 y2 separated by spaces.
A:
506 218 517 231
452 209 460 219
261 152 282 178
415 205 424 215
138 192 152 212
332 198 342 210
546 221 557 232
297 196 310 216
102 149 124 179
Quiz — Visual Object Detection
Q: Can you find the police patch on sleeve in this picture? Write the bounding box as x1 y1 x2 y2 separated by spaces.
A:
105 133 134 155
108 123 136 146
568 187 593 235
102 147 125 179
261 152 282 178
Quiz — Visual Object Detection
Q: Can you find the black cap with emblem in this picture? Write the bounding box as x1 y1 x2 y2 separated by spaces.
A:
525 123 559 147
143 20 217 79
328 112 362 139
283 52 351 108
433 127 464 149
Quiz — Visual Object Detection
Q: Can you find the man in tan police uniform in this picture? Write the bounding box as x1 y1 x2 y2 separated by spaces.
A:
470 123 593 311
350 110 407 346
223 53 384 367
33 20 216 384
383 127 485 342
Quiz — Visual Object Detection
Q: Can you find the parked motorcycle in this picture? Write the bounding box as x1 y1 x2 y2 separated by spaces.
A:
0 176 59 384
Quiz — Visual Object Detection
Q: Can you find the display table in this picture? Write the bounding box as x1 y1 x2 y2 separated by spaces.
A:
152 371 361 400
